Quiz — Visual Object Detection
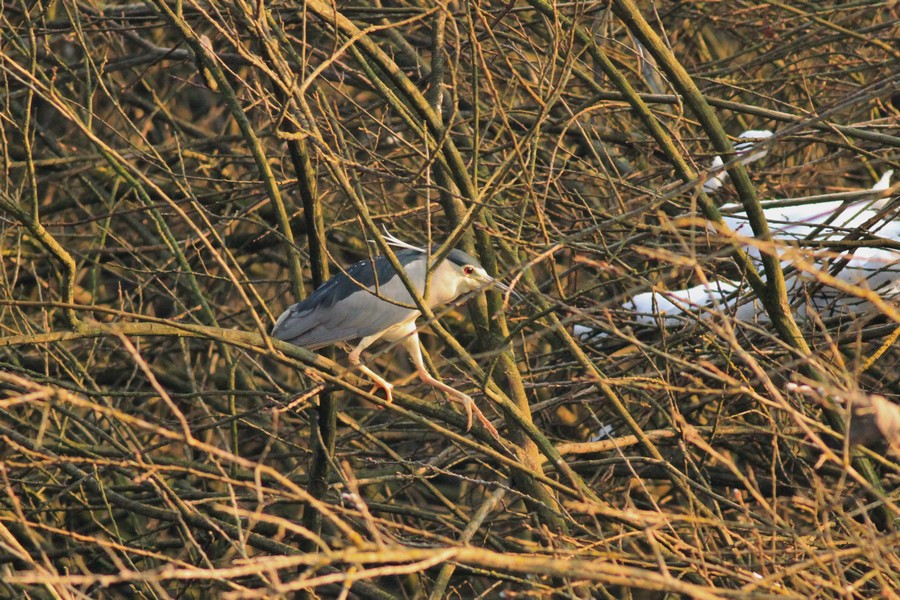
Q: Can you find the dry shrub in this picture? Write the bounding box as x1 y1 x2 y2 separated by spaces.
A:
1 0 898 598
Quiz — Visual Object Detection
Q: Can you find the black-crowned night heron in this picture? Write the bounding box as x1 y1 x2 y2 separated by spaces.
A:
272 236 511 436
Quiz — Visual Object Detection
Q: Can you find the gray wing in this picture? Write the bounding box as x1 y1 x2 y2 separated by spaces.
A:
272 289 418 349
271 252 424 349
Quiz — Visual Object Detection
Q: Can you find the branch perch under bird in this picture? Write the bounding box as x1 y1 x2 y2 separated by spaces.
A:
272 234 515 439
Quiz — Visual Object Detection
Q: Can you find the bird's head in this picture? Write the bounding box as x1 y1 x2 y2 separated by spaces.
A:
441 249 516 301
379 230 518 305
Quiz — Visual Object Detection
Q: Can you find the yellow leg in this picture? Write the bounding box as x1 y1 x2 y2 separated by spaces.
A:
402 333 499 439
349 335 393 403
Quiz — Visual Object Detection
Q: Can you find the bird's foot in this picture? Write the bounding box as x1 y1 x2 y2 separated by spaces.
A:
457 392 474 431
451 391 500 441
471 403 500 441
357 364 394 405
366 382 394 407
413 367 500 439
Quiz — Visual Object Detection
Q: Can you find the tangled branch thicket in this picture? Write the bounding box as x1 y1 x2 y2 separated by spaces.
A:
2 0 899 597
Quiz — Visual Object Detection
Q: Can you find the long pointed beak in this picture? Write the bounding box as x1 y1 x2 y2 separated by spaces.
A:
483 276 523 302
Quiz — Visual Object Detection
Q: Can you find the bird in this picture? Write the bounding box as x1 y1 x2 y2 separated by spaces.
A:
575 169 898 341
272 235 512 437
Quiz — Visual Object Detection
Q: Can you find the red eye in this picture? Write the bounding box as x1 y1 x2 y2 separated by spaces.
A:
464 266 474 275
